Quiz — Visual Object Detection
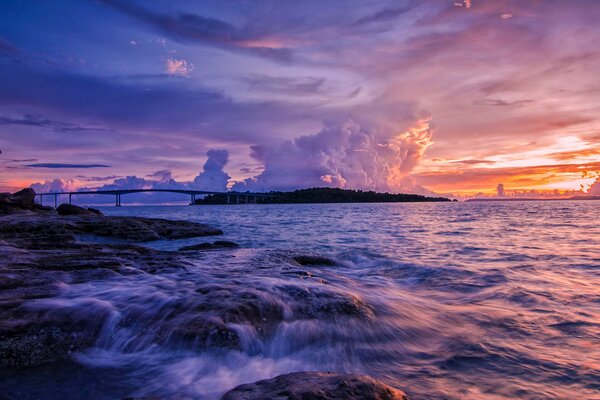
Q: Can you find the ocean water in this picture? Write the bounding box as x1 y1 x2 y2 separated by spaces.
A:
4 201 600 399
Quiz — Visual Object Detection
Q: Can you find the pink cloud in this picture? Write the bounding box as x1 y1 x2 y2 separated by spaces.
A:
165 58 194 76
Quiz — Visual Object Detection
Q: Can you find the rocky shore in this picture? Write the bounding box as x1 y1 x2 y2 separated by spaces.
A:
0 189 409 400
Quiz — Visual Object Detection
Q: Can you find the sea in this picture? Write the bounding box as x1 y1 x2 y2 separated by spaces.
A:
3 201 600 399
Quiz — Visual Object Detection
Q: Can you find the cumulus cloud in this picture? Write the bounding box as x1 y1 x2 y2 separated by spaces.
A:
192 149 231 192
30 178 79 193
28 150 232 203
588 177 600 195
165 58 194 76
233 118 433 192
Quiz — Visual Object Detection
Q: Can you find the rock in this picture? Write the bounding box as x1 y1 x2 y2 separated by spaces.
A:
56 203 99 216
9 188 36 207
179 240 240 251
0 211 371 374
0 213 223 248
86 207 103 215
0 188 43 214
0 305 108 368
292 254 336 266
221 371 409 400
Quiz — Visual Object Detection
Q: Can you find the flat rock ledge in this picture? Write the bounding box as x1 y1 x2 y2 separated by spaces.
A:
221 371 409 400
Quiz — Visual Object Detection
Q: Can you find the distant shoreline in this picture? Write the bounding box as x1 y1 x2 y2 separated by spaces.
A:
194 187 453 205
466 196 600 202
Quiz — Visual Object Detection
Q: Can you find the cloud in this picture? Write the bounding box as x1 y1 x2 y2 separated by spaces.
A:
415 161 600 193
351 5 412 27
0 114 112 133
28 149 232 203
0 37 20 59
449 159 496 165
165 58 194 76
146 170 173 181
588 177 600 195
233 118 433 192
242 75 326 96
30 178 79 193
0 62 312 146
75 175 121 182
100 0 292 62
192 149 231 192
25 163 111 168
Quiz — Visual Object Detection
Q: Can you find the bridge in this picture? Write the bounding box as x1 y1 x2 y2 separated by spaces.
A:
36 189 275 207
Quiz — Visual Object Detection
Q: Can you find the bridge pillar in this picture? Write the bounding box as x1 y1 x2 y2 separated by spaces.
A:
115 194 121 207
69 193 72 205
54 194 58 209
190 194 196 205
38 194 43 206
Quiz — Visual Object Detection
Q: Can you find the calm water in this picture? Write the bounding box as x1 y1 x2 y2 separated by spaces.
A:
7 201 600 399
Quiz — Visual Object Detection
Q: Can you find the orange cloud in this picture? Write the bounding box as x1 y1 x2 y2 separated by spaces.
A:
165 58 194 76
415 161 600 194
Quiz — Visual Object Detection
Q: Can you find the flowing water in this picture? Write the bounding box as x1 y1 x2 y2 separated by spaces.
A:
3 201 600 399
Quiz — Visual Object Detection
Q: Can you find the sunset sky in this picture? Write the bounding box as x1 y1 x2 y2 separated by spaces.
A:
1 0 599 197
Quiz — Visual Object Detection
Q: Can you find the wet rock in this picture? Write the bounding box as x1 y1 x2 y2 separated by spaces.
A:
0 311 106 368
0 213 222 248
0 209 372 371
56 203 103 216
221 371 408 400
87 207 103 215
72 216 223 242
179 240 240 251
292 254 336 266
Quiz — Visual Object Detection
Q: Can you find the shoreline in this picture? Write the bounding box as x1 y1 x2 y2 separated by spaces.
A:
0 188 409 400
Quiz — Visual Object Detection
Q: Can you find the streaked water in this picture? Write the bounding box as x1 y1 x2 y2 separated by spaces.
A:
7 201 600 399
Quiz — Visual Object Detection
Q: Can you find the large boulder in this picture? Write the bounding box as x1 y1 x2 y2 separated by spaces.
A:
221 371 409 400
9 188 36 207
0 188 45 214
56 203 103 216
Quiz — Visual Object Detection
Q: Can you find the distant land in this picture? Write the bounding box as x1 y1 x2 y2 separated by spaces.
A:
195 187 453 205
466 195 600 202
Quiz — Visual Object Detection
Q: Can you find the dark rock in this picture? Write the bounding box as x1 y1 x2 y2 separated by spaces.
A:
86 207 103 215
0 211 372 373
0 213 222 248
9 188 36 207
0 188 42 214
57 203 99 216
292 254 336 266
221 371 409 400
72 216 223 242
179 240 240 251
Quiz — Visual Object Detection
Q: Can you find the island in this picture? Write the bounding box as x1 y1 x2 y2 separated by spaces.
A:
195 187 452 205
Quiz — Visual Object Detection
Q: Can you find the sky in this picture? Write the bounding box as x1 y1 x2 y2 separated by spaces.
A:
1 0 600 198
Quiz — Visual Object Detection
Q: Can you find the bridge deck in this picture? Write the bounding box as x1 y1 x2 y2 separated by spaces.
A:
37 189 275 207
